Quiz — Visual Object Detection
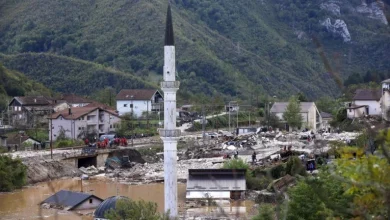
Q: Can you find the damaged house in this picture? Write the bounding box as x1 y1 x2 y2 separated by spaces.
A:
270 102 322 131
7 96 68 128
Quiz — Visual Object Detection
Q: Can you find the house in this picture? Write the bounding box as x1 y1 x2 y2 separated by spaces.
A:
381 79 390 120
320 112 333 132
41 190 103 211
7 96 68 128
0 135 7 147
346 89 381 119
59 94 92 107
94 196 130 220
49 106 121 141
186 169 246 200
225 101 239 112
6 133 40 149
270 102 322 131
116 89 164 117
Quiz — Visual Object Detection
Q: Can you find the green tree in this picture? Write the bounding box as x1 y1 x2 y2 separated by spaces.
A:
0 155 27 192
296 92 307 102
104 199 170 220
283 96 302 130
285 156 306 177
252 204 275 220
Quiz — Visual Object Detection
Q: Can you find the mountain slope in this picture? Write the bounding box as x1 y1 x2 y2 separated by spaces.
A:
0 0 388 100
0 53 156 95
0 62 51 109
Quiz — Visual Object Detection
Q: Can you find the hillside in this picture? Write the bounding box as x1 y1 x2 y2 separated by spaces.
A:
0 63 51 109
0 0 389 100
0 53 156 95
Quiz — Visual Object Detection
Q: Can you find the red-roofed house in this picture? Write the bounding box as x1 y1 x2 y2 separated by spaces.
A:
346 89 381 119
49 107 121 141
59 94 92 107
116 89 163 117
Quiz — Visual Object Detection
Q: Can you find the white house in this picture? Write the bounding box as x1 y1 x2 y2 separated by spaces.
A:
186 169 246 200
49 106 121 141
116 89 163 117
270 102 322 131
346 89 381 119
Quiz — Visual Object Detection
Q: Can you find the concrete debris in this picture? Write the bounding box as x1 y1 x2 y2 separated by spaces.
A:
79 166 99 175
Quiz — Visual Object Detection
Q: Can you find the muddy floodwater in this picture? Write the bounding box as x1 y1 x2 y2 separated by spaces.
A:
0 178 255 220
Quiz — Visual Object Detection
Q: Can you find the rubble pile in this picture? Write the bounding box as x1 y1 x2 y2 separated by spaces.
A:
25 159 81 184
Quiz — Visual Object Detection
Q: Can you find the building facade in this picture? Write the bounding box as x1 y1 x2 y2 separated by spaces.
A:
270 102 322 131
116 89 163 117
346 89 381 119
49 107 121 141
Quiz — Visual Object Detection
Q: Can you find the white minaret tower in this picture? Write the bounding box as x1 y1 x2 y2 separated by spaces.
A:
160 3 180 217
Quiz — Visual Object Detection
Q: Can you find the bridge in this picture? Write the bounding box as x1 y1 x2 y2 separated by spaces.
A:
61 147 113 168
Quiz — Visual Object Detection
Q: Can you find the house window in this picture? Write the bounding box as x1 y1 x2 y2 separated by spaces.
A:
78 127 81 130
124 104 127 107
89 199 93 204
349 109 352 112
110 125 112 128
18 106 21 111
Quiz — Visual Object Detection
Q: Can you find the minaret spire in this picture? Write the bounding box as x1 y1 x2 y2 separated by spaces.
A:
165 4 174 46
160 2 180 218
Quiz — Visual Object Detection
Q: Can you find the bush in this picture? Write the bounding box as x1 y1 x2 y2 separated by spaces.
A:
0 155 27 192
247 176 273 190
269 164 286 179
104 199 170 220
55 139 84 148
285 156 307 176
252 204 275 220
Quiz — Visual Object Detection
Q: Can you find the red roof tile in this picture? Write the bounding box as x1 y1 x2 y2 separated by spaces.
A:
116 89 158 100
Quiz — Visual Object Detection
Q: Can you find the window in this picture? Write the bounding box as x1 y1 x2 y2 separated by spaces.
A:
124 104 127 107
89 199 92 204
18 106 21 111
110 125 112 128
349 109 352 112
78 127 81 130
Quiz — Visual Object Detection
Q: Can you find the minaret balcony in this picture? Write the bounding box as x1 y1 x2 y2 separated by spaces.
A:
159 129 181 138
161 81 180 89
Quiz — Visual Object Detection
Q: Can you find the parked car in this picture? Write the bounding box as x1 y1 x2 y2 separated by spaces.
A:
205 132 218 138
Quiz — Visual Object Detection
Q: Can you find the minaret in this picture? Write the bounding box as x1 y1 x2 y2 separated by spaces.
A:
160 3 180 217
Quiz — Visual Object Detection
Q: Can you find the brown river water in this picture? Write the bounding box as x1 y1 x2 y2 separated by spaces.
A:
0 178 255 220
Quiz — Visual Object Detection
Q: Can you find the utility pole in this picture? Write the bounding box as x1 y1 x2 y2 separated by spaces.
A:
50 114 53 159
202 105 205 140
228 102 231 133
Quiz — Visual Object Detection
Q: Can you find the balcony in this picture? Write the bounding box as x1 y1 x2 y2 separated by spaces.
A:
87 120 97 125
159 129 181 138
160 81 180 89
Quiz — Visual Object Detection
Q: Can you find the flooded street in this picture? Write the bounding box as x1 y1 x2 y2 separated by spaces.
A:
0 178 186 220
0 178 255 220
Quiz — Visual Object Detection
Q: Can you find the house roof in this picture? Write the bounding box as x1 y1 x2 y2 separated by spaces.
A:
270 102 315 113
11 96 53 106
60 94 92 104
6 134 40 145
94 196 130 218
352 89 381 101
49 106 119 120
320 112 332 119
42 190 103 210
346 104 367 109
116 89 159 101
186 169 246 191
382 79 390 84
85 101 116 111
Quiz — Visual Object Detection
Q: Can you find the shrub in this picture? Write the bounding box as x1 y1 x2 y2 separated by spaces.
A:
104 199 171 220
0 155 27 191
285 156 307 176
247 176 273 190
269 164 286 179
252 203 275 220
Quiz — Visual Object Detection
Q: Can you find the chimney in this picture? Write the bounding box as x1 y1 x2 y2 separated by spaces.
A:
68 107 72 115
